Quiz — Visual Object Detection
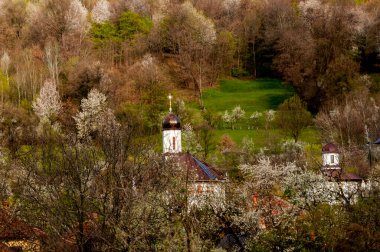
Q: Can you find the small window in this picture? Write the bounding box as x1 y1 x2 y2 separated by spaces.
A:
172 137 176 150
330 155 335 164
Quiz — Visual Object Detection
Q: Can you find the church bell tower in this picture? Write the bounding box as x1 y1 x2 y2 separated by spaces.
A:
162 94 182 154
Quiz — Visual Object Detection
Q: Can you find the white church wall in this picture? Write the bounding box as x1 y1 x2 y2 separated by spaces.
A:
163 130 182 153
322 153 339 167
187 182 225 209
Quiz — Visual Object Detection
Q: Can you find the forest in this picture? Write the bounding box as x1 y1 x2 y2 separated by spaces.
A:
0 0 379 251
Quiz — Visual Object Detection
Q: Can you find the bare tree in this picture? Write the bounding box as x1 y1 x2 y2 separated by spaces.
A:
44 41 60 87
159 2 216 105
25 0 71 43
0 52 10 105
316 88 380 149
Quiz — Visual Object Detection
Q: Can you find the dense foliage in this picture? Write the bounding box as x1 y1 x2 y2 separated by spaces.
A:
0 0 379 251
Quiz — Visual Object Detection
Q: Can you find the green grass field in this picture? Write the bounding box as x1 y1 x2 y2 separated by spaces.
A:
202 79 294 113
196 78 320 147
214 128 320 148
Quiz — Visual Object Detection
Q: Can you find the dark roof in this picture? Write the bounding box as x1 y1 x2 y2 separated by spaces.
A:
321 170 362 181
162 112 181 130
322 143 339 153
0 209 44 241
373 138 380 144
178 153 225 181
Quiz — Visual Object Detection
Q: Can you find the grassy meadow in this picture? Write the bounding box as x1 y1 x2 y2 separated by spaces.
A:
202 79 293 113
190 78 320 149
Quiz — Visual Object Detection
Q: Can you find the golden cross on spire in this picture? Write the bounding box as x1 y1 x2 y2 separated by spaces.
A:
168 93 173 112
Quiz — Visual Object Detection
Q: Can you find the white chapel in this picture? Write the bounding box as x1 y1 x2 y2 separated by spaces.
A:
162 95 225 208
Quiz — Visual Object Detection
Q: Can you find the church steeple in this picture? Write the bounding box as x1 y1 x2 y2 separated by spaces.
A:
168 93 173 112
162 94 182 154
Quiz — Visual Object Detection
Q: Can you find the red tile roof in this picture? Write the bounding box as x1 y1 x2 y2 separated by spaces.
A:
0 209 44 241
177 153 225 181
322 143 339 153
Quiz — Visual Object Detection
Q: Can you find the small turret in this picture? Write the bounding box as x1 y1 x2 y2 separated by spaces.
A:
321 143 340 170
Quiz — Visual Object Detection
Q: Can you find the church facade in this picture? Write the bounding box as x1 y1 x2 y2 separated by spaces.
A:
162 109 226 209
320 143 368 205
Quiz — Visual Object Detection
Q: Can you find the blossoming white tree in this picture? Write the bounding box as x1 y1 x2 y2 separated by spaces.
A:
250 111 262 129
264 109 275 130
32 79 62 121
91 0 111 23
223 0 241 11
180 2 216 45
239 156 363 210
231 105 245 129
182 123 203 154
222 110 231 128
74 88 119 140
65 0 89 35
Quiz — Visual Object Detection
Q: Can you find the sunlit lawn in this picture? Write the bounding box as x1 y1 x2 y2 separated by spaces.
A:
197 78 320 147
202 78 294 113
214 127 320 148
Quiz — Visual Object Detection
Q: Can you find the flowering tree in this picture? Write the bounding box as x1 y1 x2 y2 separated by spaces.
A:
250 111 262 129
299 0 324 15
182 123 203 154
74 89 119 140
264 109 275 131
32 79 62 121
180 2 216 45
65 0 89 35
223 0 241 10
239 155 365 210
221 106 245 129
91 0 111 23
231 105 245 129
222 110 231 128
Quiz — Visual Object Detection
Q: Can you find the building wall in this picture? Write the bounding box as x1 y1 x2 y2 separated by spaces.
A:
322 153 339 167
187 182 225 209
163 130 182 153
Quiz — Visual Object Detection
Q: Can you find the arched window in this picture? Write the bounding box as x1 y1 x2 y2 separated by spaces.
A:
330 155 334 164
173 137 176 150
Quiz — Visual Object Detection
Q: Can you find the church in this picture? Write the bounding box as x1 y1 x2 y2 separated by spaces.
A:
320 143 367 205
162 97 226 209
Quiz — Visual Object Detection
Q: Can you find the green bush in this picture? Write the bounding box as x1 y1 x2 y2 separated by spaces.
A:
118 11 152 40
90 11 152 48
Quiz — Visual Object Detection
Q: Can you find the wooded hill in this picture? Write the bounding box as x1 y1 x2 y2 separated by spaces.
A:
0 0 379 251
